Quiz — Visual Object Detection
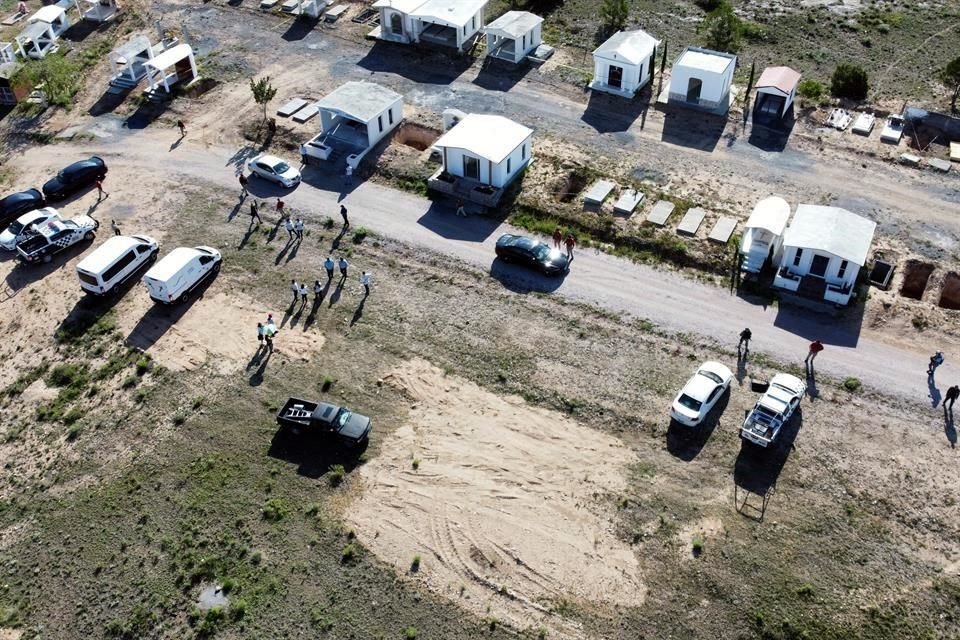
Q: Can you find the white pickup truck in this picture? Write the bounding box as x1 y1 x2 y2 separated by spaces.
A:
740 373 806 447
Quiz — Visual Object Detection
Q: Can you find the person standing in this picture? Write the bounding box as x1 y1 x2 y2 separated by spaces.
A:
929 351 945 376
264 328 275 352
299 282 308 305
95 178 108 202
338 256 349 282
946 385 959 412
284 218 295 241
360 271 371 297
111 219 121 236
552 227 562 249
176 120 187 137
290 279 299 304
256 322 264 347
564 233 576 260
805 340 824 367
456 200 467 217
738 328 752 354
340 204 349 228
249 200 262 225
294 218 304 241
324 256 335 281
313 280 323 301
238 174 248 199
276 198 285 218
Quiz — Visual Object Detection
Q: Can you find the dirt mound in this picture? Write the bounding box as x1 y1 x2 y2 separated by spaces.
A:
348 360 644 639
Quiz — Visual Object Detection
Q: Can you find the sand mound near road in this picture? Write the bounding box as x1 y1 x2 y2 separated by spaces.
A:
348 360 644 639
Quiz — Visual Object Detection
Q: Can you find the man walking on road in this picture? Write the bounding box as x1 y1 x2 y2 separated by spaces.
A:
456 200 467 217
294 218 304 241
805 340 824 368
564 233 576 260
284 218 295 241
340 204 349 228
945 385 959 413
249 200 262 226
111 219 121 236
238 174 248 199
290 279 300 305
552 227 562 249
95 178 108 202
929 351 945 376
360 271 371 297
738 328 752 355
177 120 187 137
324 256 335 281
338 256 349 282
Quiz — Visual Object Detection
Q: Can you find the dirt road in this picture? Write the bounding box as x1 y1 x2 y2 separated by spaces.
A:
14 128 954 404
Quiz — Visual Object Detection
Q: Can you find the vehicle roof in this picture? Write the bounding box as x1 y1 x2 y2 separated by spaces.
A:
145 246 208 280
499 234 537 249
36 218 74 237
63 156 103 171
315 402 343 421
698 361 732 381
1 188 42 205
15 206 57 225
758 374 805 413
253 154 286 166
76 235 154 273
682 369 723 402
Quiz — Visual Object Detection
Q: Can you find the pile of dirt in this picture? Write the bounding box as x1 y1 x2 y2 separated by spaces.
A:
348 359 645 638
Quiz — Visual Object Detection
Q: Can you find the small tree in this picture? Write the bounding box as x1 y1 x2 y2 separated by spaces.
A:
600 0 629 32
797 79 824 101
699 1 742 53
830 63 868 100
249 76 277 122
945 55 960 86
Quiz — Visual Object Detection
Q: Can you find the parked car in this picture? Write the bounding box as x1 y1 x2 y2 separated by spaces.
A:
0 206 59 251
42 156 108 201
76 234 159 296
740 373 807 448
494 233 570 275
276 397 372 447
142 245 221 304
16 214 98 264
0 188 44 228
670 361 733 427
246 153 301 188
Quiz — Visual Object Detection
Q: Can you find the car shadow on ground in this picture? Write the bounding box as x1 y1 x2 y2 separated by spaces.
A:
56 258 158 339
489 257 566 294
267 426 367 479
773 301 864 348
3 241 91 297
245 175 299 200
665 390 730 461
660 107 726 152
126 274 218 351
733 407 803 521
357 40 474 85
581 90 651 134
416 200 503 242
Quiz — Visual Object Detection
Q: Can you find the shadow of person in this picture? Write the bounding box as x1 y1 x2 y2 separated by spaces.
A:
806 374 819 401
284 241 300 264
735 353 747 386
280 301 296 328
169 138 183 152
267 218 283 243
945 409 957 448
328 282 343 308
227 201 243 222
249 349 272 386
929 377 942 409
246 344 266 370
350 298 366 326
237 224 258 250
274 239 293 265
331 227 347 251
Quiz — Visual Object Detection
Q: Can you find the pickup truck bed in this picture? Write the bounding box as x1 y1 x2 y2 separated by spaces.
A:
277 398 319 429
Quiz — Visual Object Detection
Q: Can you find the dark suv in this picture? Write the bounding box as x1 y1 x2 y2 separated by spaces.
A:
42 156 108 201
0 188 44 228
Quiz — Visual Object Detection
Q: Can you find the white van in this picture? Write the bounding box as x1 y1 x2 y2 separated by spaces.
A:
142 246 222 304
76 234 160 296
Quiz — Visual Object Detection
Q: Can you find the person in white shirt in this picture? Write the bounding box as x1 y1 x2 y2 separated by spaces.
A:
290 279 299 304
299 283 308 305
294 218 304 241
360 271 371 296
313 280 323 301
284 218 295 241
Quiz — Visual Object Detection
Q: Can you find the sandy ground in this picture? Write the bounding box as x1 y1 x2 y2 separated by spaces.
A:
348 360 645 639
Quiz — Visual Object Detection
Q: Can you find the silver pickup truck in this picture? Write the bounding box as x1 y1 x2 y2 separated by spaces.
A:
740 373 806 447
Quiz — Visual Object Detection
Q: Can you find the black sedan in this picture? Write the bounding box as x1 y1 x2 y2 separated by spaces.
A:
42 156 108 201
0 188 44 227
495 233 570 275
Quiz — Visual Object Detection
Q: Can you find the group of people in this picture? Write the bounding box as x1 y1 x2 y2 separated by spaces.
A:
256 314 278 351
928 352 959 413
551 227 577 260
289 254 373 306
737 328 824 373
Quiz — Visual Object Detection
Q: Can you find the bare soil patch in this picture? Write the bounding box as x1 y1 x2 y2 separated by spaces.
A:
899 259 935 300
348 359 645 638
938 272 960 310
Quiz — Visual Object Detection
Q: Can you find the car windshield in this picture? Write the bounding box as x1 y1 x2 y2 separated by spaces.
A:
699 371 723 385
336 409 352 428
272 161 290 174
7 221 23 235
677 394 702 411
532 244 551 261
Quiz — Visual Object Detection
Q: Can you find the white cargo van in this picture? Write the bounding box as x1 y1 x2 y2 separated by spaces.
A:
142 246 222 304
76 234 160 296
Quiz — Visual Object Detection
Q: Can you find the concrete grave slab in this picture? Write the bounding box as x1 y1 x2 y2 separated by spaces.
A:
951 142 960 162
708 216 737 243
292 103 320 123
646 200 674 226
928 158 951 173
899 153 921 167
614 189 645 215
277 98 308 118
677 207 706 235
583 180 615 206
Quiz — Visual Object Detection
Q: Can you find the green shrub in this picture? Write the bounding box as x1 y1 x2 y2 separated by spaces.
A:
328 464 346 487
692 535 705 555
262 497 290 522
410 555 421 572
229 599 247 620
220 577 236 593
46 364 87 388
945 56 960 85
121 375 138 389
842 377 862 393
341 543 357 563
135 357 150 376
12 52 81 108
797 79 825 100
831 63 869 100
321 375 335 392
351 227 369 244
403 627 418 639
62 407 85 426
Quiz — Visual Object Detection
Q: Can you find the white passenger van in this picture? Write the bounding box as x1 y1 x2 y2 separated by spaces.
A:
75 234 159 296
142 246 222 304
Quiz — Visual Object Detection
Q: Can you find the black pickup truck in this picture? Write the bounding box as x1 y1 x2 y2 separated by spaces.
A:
275 398 372 447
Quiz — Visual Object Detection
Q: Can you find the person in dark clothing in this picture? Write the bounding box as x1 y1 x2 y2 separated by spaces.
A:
238 174 248 198
177 120 187 137
929 351 945 376
805 340 824 367
946 385 960 412
340 204 349 228
249 200 262 225
738 328 752 355
552 227 562 249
